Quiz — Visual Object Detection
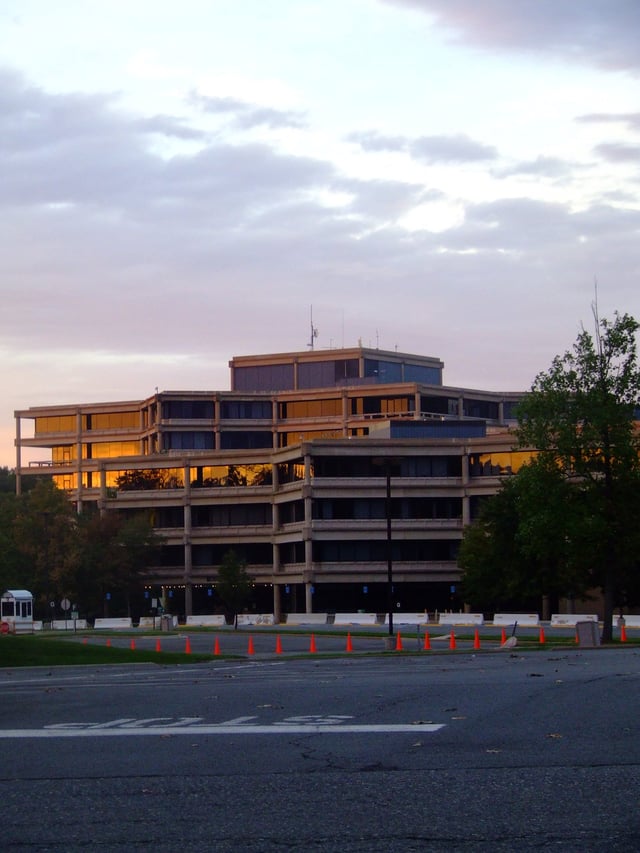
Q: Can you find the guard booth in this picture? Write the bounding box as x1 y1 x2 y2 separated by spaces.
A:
1 590 34 634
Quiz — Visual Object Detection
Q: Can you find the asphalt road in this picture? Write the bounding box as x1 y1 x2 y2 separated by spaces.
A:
1 647 639 852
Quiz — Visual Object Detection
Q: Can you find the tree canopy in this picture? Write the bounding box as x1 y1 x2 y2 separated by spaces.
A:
461 311 640 640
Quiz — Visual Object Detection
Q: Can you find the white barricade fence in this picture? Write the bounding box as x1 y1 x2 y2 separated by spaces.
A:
613 614 640 628
333 613 380 625
186 614 227 627
381 613 430 625
235 614 275 626
52 619 88 630
93 617 133 629
550 614 598 627
33 621 43 631
285 613 329 626
493 613 540 627
438 613 484 626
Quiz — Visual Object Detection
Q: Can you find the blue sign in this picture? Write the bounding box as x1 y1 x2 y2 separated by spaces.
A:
105 592 111 601
207 588 213 597
285 585 290 594
363 585 368 594
450 585 456 594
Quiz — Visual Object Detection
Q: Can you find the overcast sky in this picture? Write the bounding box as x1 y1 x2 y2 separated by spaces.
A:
2 0 640 467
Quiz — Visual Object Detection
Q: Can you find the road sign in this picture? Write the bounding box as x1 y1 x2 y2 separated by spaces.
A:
60 598 71 611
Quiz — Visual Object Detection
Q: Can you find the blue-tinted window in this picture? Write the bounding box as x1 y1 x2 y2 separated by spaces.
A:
404 363 442 384
234 364 294 392
220 431 273 450
220 400 272 419
164 432 214 450
163 401 214 419
364 359 402 382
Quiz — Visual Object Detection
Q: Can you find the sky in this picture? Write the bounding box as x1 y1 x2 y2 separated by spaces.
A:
2 0 640 467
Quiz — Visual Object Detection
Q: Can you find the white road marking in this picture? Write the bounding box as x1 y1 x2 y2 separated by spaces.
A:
0 714 445 738
0 723 445 738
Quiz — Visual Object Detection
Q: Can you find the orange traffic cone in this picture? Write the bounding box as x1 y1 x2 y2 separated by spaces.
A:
155 638 162 652
395 632 403 651
346 633 353 652
309 634 317 653
213 636 220 655
473 629 481 650
130 638 136 651
539 626 546 645
621 623 628 643
423 630 431 651
247 636 255 655
500 628 507 644
185 637 192 654
275 635 282 654
106 638 111 648
449 630 456 650
82 637 88 645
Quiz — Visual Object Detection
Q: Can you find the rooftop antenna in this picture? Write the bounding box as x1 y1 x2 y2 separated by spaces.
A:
308 306 318 350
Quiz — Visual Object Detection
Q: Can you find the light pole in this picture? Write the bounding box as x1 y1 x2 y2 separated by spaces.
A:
373 456 398 638
385 462 393 638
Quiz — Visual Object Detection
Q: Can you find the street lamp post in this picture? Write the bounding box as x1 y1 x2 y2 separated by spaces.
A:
385 463 393 638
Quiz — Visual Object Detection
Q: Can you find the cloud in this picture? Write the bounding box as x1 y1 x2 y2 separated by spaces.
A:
382 0 640 73
410 134 497 164
593 141 640 163
346 130 408 152
493 156 577 180
191 92 307 130
576 112 640 131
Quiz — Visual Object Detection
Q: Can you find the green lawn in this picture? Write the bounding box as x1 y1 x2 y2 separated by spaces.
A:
0 635 214 667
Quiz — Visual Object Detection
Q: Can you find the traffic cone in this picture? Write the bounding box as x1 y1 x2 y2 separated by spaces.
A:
247 636 255 655
275 635 282 654
473 629 481 650
130 638 136 651
423 630 431 651
106 638 111 648
449 630 456 650
185 637 192 654
500 628 507 644
539 626 546 645
395 632 403 651
309 634 317 653
82 637 88 645
346 633 353 652
155 638 162 652
213 636 220 655
621 623 628 643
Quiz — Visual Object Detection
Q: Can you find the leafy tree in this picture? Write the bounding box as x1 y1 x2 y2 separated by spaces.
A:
216 549 253 627
73 511 162 617
12 480 79 615
460 460 590 616
516 311 640 641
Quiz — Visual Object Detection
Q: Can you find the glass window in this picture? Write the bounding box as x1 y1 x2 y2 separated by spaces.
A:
469 451 533 476
404 363 442 384
191 464 272 487
163 432 214 451
233 364 294 392
220 400 272 419
162 401 214 420
89 412 140 429
35 415 76 434
363 359 402 382
220 431 273 450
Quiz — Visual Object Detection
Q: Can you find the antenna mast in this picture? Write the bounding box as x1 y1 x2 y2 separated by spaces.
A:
308 306 318 350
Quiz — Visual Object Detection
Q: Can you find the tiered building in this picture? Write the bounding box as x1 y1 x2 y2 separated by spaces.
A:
14 346 527 618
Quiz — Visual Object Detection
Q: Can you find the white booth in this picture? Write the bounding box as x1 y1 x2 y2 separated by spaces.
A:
1 589 34 634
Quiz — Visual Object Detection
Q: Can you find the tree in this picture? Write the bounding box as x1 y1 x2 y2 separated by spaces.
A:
73 511 162 617
515 311 640 641
216 549 253 627
459 460 591 617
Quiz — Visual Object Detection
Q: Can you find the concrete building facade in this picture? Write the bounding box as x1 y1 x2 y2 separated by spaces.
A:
14 346 526 618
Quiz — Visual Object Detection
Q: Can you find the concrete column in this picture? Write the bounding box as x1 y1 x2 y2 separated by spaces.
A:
76 411 83 514
305 580 313 613
14 415 21 495
183 463 193 617
273 584 282 625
